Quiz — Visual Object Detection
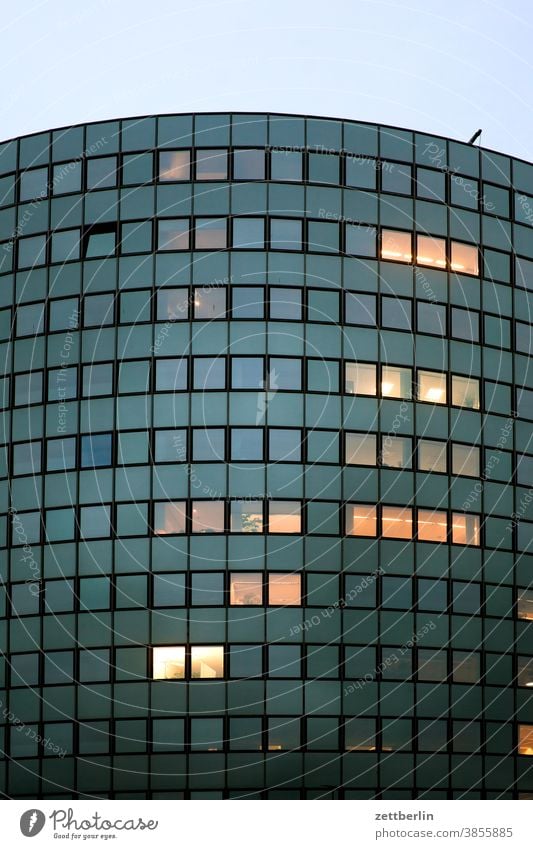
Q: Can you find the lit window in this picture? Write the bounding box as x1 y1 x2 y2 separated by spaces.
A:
418 370 446 404
194 286 226 319
159 151 191 181
344 718 376 751
192 501 225 533
345 362 376 395
195 149 227 180
195 218 227 250
519 725 533 756
417 509 447 542
418 439 447 473
230 573 263 606
381 366 412 399
517 589 533 621
345 433 376 466
382 506 412 539
452 375 480 409
452 513 480 546
153 646 185 679
230 501 263 533
153 502 186 535
517 657 533 688
451 241 479 275
452 443 480 477
157 219 190 251
268 501 301 534
191 646 224 679
416 234 447 268
268 573 301 606
381 436 412 469
381 229 412 263
346 504 377 537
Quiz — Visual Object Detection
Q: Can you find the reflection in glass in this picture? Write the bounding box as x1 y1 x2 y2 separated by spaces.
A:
346 504 377 537
381 229 412 263
195 149 227 180
416 234 446 268
345 433 376 466
153 502 186 535
517 589 533 621
451 241 479 275
381 436 412 469
153 646 185 679
157 219 189 251
268 501 301 533
518 657 533 688
230 500 263 533
230 573 263 605
191 646 224 679
159 150 190 181
195 218 227 249
418 439 447 473
192 501 225 533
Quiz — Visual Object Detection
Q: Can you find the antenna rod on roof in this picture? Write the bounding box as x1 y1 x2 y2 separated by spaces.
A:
467 129 482 145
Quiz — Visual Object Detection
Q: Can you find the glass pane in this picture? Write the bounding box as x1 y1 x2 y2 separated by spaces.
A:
418 509 447 542
156 288 189 320
517 657 533 688
452 375 480 409
345 362 376 395
416 234 446 268
81 434 112 467
194 287 226 319
270 287 301 320
270 150 302 181
232 286 264 318
452 513 480 545
191 646 224 679
17 303 44 336
451 241 478 275
269 429 301 462
230 573 263 605
418 370 446 403
345 433 376 465
452 443 480 477
231 357 263 389
268 573 301 605
346 504 377 536
382 506 412 539
193 357 226 390
344 718 376 751
195 218 227 249
192 428 224 460
270 218 302 251
153 646 185 679
153 502 186 534
381 436 412 469
20 168 48 200
381 162 411 194
519 726 533 756
47 437 76 471
230 500 263 533
233 149 265 180
231 428 263 460
345 224 376 257
345 156 376 189
159 150 190 181
195 149 227 180
85 231 116 257
80 505 110 538
191 573 224 606
381 296 411 330
381 229 412 263
269 357 301 390
232 217 264 249
417 168 445 201
87 157 116 189
381 366 412 399
418 439 447 473
417 301 446 335
84 294 114 327
268 501 301 533
518 589 533 621
192 501 225 533
155 359 187 391
345 292 376 325
158 219 189 251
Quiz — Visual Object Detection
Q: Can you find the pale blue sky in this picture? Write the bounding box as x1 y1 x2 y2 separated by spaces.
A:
1 0 531 159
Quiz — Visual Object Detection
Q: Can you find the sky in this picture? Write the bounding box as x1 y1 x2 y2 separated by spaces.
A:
1 0 532 160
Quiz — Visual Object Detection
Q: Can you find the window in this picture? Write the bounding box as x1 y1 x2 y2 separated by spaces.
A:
192 428 224 461
381 366 412 399
232 286 264 318
268 645 301 678
452 443 480 477
518 589 533 621
268 573 301 606
345 156 376 189
345 362 376 395
418 649 447 682
451 176 479 209
381 229 412 263
417 509 447 542
15 372 43 406
269 429 301 462
345 292 376 325
381 296 411 330
230 500 263 533
195 149 227 180
195 217 227 249
452 307 479 342
382 506 412 539
194 286 226 319
452 375 480 409
270 287 302 320
190 718 223 751
81 434 112 468
418 370 446 404
158 219 190 251
155 429 186 462
230 573 263 605
270 218 302 251
16 303 44 336
153 502 186 535
18 234 46 268
85 230 116 258
451 241 479 275
268 717 300 751
417 168 445 201
269 357 301 390
13 441 41 476
308 152 339 184
193 357 226 390
153 574 185 607
153 646 185 680
159 150 191 181
232 217 264 249
381 436 412 469
417 301 446 335
517 657 533 688
231 356 263 389
419 439 447 473
53 161 82 195
191 646 224 679
191 501 225 533
47 437 76 471
122 152 153 185
452 513 480 546
345 432 376 466
231 428 262 461
20 167 48 200
87 157 116 189
156 288 189 320
191 573 224 606
270 150 302 181
233 149 265 180
452 651 480 683
155 358 187 391
346 504 377 536
345 224 376 257
80 505 110 539
268 501 301 533
416 234 446 268
381 163 411 194
344 718 376 751
519 726 533 756
51 229 80 263
84 293 114 327
121 221 152 254
82 364 113 397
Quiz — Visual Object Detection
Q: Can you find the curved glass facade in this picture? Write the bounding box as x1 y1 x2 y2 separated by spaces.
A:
0 113 532 799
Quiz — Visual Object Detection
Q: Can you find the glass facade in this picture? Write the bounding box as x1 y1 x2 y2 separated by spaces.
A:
0 113 532 800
